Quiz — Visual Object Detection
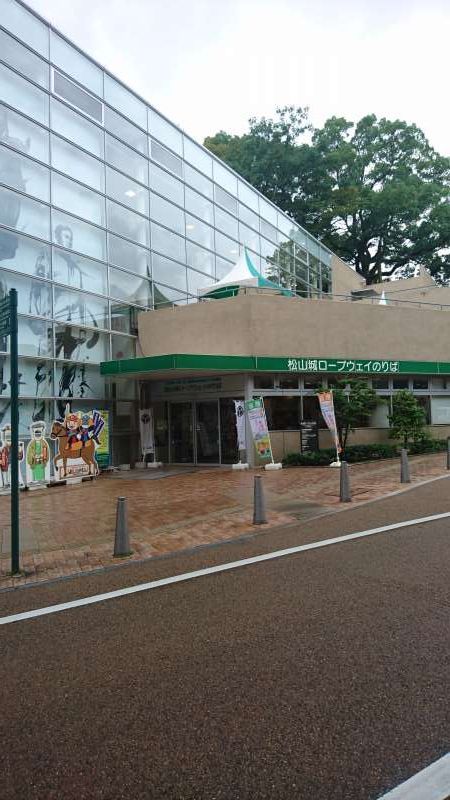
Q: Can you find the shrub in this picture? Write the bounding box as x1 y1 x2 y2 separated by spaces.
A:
282 439 447 466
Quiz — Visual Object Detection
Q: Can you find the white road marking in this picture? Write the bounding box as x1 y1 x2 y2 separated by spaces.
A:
378 752 450 799
1 511 449 627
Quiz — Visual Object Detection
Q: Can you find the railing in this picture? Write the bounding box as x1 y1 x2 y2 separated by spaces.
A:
150 285 450 312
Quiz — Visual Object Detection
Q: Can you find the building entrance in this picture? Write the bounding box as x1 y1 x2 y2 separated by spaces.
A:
158 398 239 465
195 400 220 463
170 402 194 463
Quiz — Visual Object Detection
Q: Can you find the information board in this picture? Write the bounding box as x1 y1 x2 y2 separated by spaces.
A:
0 296 11 337
300 421 319 453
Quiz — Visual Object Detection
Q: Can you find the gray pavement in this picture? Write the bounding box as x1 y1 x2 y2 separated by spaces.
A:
0 478 449 799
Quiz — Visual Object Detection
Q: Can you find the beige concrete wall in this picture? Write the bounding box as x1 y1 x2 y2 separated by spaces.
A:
331 254 365 296
267 431 301 463
350 268 450 308
139 292 450 362
316 425 450 453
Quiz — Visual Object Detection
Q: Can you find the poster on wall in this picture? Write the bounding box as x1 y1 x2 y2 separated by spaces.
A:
245 398 273 461
0 424 25 490
50 405 105 481
26 421 51 486
234 400 246 451
139 408 155 459
95 410 110 470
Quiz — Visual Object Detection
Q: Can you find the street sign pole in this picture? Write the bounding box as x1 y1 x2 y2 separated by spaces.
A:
9 289 20 575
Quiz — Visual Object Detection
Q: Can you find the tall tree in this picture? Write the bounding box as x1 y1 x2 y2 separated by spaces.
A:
388 390 427 447
205 108 450 285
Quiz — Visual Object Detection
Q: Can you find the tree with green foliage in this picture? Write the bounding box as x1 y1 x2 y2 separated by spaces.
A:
388 390 427 447
316 379 379 451
205 107 450 285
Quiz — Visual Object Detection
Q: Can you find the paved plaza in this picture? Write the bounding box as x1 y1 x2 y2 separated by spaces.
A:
0 453 449 589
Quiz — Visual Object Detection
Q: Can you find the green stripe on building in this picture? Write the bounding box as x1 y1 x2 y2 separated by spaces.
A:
101 353 450 377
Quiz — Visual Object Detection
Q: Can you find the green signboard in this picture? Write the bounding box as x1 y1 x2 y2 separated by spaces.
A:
101 352 450 378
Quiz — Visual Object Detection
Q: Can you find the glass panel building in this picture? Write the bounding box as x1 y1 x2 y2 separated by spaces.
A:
0 0 333 462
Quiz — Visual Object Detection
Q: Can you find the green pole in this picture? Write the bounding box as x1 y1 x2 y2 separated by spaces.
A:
9 289 20 575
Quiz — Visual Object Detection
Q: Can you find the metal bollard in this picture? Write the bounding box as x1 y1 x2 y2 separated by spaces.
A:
253 475 267 525
114 496 132 557
339 461 351 502
447 438 450 470
400 448 411 484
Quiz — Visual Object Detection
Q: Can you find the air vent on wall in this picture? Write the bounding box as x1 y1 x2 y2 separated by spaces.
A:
52 69 103 124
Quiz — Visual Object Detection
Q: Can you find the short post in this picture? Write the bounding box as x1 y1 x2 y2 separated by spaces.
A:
253 475 267 525
114 496 132 557
339 461 351 502
447 438 450 470
400 448 411 484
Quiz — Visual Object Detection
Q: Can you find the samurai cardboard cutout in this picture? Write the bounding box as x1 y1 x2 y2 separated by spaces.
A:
0 424 25 489
50 404 105 480
26 421 50 485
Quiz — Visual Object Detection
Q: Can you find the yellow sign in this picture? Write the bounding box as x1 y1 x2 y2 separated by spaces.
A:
96 410 110 468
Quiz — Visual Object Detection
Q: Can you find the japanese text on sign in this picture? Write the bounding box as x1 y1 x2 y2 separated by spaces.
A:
286 358 399 374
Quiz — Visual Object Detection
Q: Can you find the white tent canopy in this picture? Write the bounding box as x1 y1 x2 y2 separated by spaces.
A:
198 249 293 299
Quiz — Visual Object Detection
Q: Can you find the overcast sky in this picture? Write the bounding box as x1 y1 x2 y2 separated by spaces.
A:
26 0 450 155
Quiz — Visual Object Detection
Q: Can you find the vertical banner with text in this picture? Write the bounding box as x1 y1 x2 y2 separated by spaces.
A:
245 397 273 461
317 391 341 459
234 400 246 452
139 408 155 459
96 410 110 469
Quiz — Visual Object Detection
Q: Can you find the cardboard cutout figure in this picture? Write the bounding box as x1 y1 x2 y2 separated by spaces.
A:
0 424 25 489
26 421 50 485
50 405 105 481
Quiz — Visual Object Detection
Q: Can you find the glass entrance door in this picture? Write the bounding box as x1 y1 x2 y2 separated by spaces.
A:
195 400 220 463
170 402 194 463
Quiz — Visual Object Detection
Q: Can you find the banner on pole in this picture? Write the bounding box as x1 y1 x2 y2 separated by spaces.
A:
139 408 155 457
245 397 273 461
234 400 246 451
317 391 341 454
96 410 110 469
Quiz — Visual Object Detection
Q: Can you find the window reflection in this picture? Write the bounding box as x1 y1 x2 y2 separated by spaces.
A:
105 134 148 185
52 209 106 261
0 268 51 317
0 356 53 398
111 333 136 360
53 247 107 295
107 233 150 277
0 63 48 125
0 185 50 250
52 172 105 227
0 104 49 164
151 253 187 292
0 29 48 88
107 199 149 247
54 323 108 363
150 194 184 235
109 266 152 307
51 98 103 158
0 144 49 202
151 223 185 263
104 107 147 155
106 167 149 215
55 361 105 401
186 242 214 276
110 303 139 335
54 286 108 329
51 135 104 192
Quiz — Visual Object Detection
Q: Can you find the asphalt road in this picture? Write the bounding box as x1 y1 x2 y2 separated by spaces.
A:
1 478 449 799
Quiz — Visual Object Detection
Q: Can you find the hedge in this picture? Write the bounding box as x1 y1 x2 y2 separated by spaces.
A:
282 439 447 467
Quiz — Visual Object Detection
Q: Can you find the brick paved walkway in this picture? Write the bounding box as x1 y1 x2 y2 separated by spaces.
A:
0 453 448 589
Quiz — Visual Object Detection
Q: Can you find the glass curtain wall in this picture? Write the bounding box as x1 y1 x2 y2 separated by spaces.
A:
0 0 333 460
